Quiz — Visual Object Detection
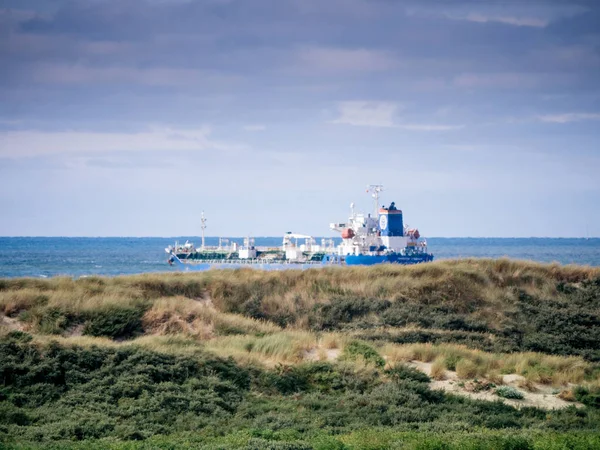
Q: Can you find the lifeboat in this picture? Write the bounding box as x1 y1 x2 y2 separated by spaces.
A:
406 228 420 239
341 228 355 239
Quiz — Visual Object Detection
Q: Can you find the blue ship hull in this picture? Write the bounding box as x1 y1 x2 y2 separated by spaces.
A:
344 253 434 266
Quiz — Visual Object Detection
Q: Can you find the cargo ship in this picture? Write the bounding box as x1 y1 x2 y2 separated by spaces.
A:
166 185 433 270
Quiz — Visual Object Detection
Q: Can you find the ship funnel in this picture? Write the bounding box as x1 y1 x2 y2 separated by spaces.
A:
378 202 404 237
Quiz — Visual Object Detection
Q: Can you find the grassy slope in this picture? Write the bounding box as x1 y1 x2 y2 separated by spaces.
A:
1 259 600 449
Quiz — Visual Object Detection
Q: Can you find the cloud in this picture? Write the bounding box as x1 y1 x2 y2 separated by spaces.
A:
0 126 244 157
530 45 600 71
396 123 463 131
332 101 397 127
452 72 576 89
242 124 266 131
79 40 134 55
0 8 41 26
295 47 395 73
406 6 550 28
410 77 448 92
537 113 600 123
406 3 589 29
461 13 548 28
331 102 462 131
30 64 239 87
0 119 21 126
454 72 536 89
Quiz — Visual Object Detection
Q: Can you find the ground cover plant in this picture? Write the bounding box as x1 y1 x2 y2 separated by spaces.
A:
1 259 600 448
495 386 524 400
1 333 600 449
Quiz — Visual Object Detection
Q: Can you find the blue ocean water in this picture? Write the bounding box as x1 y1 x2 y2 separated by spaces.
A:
0 237 599 278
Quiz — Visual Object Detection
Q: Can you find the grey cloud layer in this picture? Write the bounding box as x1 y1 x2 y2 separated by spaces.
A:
1 0 599 155
5 0 599 81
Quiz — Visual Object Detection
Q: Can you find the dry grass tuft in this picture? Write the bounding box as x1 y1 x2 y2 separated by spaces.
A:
411 343 438 363
142 296 280 339
517 378 538 392
487 371 504 385
430 357 447 380
204 331 318 366
378 343 594 386
381 343 415 364
456 359 479 379
558 389 576 402
32 334 119 349
0 289 49 316
320 332 350 350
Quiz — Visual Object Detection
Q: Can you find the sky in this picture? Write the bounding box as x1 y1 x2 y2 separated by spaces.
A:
0 0 599 237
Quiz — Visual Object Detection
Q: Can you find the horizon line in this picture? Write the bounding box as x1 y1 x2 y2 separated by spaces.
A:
0 235 598 239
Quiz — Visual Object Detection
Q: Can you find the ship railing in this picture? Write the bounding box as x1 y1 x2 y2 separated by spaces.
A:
187 259 323 265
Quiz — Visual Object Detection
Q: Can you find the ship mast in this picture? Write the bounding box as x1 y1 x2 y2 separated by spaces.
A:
200 211 207 250
367 185 384 216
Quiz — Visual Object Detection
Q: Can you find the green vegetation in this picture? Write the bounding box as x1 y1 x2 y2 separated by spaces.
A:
1 259 600 448
83 304 147 339
496 386 525 400
340 341 386 368
574 386 600 409
2 259 599 360
1 333 599 449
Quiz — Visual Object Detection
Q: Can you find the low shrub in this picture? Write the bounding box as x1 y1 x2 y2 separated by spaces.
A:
385 364 430 383
310 297 390 331
341 341 385 368
0 337 250 442
496 386 524 400
244 438 312 450
83 305 147 339
3 330 33 343
356 329 501 353
574 386 600 409
36 307 74 334
444 353 462 371
2 336 600 446
0 401 30 425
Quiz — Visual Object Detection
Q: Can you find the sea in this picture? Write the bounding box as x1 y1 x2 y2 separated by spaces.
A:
0 237 599 278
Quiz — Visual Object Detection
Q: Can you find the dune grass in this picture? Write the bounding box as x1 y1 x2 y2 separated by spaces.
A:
380 341 592 386
2 258 598 314
8 324 595 388
2 259 600 448
204 331 318 365
1 258 599 384
142 296 280 338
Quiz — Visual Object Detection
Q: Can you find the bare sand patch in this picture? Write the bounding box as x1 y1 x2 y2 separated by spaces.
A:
304 347 341 362
0 314 25 331
406 361 581 410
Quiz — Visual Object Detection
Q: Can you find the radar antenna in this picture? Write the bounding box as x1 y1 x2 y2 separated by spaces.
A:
366 185 384 216
200 211 207 250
